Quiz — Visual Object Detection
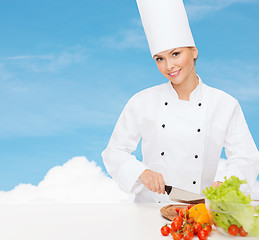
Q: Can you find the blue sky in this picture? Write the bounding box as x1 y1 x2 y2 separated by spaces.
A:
0 0 258 190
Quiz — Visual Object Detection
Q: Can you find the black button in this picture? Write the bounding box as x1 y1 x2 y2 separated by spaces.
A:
165 102 168 105
197 129 201 132
161 152 164 156
195 155 198 159
198 103 202 106
162 124 165 128
193 181 196 184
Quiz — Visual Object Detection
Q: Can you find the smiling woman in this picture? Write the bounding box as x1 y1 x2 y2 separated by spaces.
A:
102 0 259 203
153 47 198 101
0 0 258 197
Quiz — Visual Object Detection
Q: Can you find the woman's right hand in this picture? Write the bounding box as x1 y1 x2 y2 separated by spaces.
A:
139 169 165 194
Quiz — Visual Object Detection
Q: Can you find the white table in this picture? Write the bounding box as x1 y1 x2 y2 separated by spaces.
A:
0 203 253 240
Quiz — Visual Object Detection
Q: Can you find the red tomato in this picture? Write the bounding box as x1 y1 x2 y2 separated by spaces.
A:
171 220 182 231
203 224 212 234
187 217 195 225
198 230 208 240
193 222 203 235
184 224 194 233
161 225 171 236
228 224 239 236
183 230 194 240
175 207 182 214
187 204 195 210
172 232 183 240
173 216 184 226
179 208 189 219
239 226 248 237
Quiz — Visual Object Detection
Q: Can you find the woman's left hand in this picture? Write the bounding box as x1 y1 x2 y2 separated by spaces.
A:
211 181 222 187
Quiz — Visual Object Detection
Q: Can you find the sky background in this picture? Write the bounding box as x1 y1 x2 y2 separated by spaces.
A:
0 0 259 192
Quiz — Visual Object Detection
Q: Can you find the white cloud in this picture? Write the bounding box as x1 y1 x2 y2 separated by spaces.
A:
0 157 130 203
186 0 256 20
2 47 87 73
100 19 147 50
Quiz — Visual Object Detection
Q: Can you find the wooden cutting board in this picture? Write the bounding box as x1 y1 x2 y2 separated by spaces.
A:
160 204 189 221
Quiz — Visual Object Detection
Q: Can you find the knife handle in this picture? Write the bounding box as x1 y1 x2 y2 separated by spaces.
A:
165 185 172 195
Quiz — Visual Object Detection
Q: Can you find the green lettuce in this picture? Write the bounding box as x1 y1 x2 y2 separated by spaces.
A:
250 206 259 236
203 176 258 236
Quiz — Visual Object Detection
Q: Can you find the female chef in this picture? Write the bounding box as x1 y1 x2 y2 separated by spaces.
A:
102 0 259 202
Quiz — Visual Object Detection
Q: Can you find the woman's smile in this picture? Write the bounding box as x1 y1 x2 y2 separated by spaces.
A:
153 47 199 100
168 69 181 77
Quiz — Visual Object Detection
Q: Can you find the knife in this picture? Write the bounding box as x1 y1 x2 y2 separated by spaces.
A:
165 185 205 204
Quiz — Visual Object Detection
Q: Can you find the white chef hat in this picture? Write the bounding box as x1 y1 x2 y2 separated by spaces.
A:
136 0 195 57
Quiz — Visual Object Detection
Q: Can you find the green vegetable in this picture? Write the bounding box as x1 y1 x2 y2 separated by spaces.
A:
251 207 259 236
203 176 258 236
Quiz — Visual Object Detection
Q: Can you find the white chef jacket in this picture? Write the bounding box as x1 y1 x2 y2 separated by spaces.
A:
102 76 259 202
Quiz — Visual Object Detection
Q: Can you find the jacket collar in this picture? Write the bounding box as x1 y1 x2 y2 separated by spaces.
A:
166 74 203 102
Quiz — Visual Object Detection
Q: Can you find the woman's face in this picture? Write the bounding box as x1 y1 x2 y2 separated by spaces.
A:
153 47 198 87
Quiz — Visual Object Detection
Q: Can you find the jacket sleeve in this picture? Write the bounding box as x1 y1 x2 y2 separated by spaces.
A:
101 96 149 194
216 100 259 190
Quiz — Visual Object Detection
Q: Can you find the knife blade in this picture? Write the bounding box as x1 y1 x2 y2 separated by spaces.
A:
165 185 205 204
